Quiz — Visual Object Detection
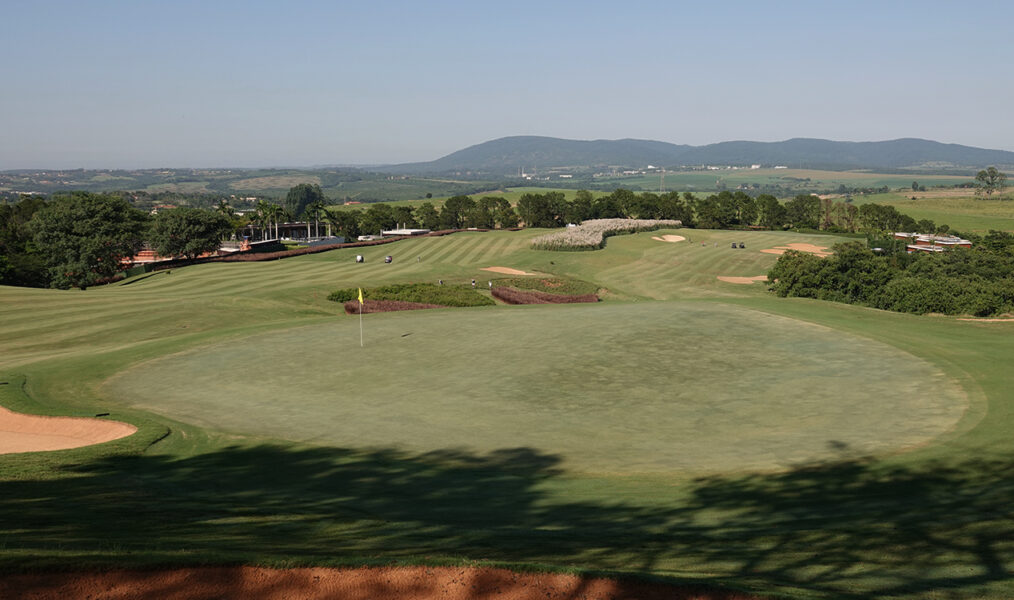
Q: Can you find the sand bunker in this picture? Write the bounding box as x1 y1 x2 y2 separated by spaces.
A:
717 275 768 285
760 243 832 257
481 266 534 275
0 404 136 454
957 318 1014 323
651 234 686 243
0 566 761 600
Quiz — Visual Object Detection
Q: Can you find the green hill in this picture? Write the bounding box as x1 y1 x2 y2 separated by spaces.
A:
381 136 1014 176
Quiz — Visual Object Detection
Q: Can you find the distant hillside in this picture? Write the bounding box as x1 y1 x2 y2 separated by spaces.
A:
380 136 1014 176
382 136 693 175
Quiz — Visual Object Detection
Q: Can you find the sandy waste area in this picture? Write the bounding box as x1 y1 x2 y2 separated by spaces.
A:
481 267 535 275
716 275 768 285
760 243 832 257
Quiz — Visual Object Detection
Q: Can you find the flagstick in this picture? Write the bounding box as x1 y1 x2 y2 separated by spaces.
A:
359 300 364 347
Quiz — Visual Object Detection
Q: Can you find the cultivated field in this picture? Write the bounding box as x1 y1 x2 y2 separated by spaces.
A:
850 189 1014 232
1 228 1012 599
592 168 973 193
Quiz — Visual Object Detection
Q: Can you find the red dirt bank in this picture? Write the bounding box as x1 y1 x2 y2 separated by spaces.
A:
0 566 765 600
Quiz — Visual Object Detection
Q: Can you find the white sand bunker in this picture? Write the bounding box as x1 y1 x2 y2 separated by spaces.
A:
0 405 136 454
761 242 832 257
717 275 768 285
481 266 535 275
651 234 686 243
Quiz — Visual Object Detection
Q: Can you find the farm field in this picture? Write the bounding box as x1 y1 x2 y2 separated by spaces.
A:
2 228 1013 599
849 189 1014 232
327 187 604 213
591 168 973 194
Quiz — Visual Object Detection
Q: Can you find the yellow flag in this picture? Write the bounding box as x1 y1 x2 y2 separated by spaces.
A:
358 287 364 304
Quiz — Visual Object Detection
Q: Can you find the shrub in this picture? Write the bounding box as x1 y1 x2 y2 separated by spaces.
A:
328 283 495 308
344 300 444 314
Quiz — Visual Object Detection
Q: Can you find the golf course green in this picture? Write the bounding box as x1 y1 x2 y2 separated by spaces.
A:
105 302 966 474
2 227 1012 599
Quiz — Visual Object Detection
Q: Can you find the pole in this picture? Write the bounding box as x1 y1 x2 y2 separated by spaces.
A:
358 287 365 347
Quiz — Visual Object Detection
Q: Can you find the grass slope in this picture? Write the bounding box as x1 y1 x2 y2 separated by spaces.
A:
1 228 1013 599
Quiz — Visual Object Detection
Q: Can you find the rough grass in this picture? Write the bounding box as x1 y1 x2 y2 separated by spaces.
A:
490 277 599 296
491 287 598 304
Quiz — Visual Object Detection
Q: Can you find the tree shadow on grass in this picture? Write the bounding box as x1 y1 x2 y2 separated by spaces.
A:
1 443 1014 598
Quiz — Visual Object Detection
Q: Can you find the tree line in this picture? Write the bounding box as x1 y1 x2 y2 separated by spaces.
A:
1 192 233 289
2 184 941 290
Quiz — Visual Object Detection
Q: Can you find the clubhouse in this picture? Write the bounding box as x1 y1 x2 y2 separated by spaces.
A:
894 232 972 254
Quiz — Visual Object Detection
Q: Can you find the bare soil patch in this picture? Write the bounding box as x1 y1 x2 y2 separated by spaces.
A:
651 234 687 243
717 275 768 285
0 405 136 454
0 566 762 600
482 266 535 275
760 243 832 257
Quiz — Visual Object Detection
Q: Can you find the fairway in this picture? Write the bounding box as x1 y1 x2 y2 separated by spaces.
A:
105 302 966 474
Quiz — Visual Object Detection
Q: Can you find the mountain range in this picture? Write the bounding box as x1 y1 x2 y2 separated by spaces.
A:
379 136 1014 175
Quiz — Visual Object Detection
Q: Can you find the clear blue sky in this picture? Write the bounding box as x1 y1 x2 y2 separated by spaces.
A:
3 0 1012 169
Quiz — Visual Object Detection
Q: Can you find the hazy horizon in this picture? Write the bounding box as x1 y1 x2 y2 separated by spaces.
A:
5 1 1014 170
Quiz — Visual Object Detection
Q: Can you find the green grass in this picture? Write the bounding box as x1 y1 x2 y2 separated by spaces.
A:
2 227 1014 598
850 191 1014 232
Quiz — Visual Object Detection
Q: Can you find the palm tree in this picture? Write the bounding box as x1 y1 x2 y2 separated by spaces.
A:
254 200 272 241
306 199 327 239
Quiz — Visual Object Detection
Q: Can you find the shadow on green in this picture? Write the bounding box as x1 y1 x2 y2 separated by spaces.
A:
2 442 1013 599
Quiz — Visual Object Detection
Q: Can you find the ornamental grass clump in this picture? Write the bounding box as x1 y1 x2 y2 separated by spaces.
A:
530 219 682 251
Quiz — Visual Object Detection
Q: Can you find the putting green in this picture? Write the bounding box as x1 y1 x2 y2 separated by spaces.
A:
104 302 967 474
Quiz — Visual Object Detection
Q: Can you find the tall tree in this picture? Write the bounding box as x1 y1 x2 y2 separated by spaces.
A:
437 195 474 229
30 192 149 289
361 203 396 234
0 195 49 287
285 183 325 219
414 202 441 230
975 167 1007 197
324 208 360 241
755 194 786 229
149 207 232 260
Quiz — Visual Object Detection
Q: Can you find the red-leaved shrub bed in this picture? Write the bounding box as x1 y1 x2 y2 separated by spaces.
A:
217 237 402 262
344 300 445 314
492 287 599 305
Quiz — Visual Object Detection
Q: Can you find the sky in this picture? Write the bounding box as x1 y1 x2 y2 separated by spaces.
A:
3 0 1013 169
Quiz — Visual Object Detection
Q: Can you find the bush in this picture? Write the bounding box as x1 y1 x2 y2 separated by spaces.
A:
328 283 495 308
